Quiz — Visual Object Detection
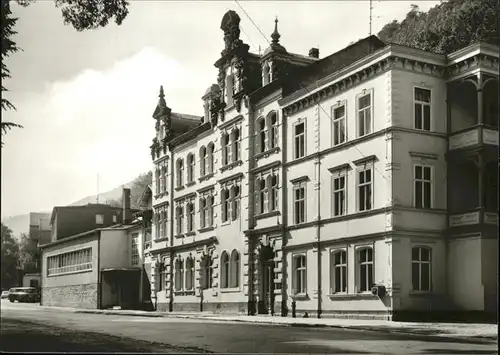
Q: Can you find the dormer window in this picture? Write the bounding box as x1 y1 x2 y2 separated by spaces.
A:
226 72 235 107
262 62 272 86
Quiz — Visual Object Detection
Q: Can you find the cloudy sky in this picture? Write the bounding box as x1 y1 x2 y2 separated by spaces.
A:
1 0 440 219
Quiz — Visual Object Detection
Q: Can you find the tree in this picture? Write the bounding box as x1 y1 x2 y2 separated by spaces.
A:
1 0 130 147
377 0 498 54
1 223 20 289
18 232 40 272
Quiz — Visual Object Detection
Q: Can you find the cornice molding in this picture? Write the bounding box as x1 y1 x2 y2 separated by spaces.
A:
282 54 447 116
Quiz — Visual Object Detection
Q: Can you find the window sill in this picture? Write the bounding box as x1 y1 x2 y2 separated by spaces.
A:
221 220 231 227
174 234 184 239
47 269 92 278
175 186 185 192
329 293 377 300
254 210 281 220
220 160 243 173
186 181 196 187
198 173 214 182
174 290 195 296
154 237 169 243
154 193 168 199
220 287 241 293
185 231 195 237
409 291 433 297
198 226 214 233
291 293 309 300
254 147 280 160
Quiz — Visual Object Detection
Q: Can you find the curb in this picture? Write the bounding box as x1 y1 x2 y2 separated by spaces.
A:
73 310 498 342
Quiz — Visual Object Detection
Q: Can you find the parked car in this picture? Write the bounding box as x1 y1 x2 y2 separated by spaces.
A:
8 287 40 303
1 290 9 299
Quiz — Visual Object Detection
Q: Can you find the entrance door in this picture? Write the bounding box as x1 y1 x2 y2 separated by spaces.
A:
259 261 274 314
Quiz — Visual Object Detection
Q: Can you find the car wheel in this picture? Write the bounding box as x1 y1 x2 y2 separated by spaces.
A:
9 299 13 303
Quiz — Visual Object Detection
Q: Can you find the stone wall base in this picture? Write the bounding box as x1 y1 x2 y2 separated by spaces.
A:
291 309 391 321
156 302 248 314
41 283 98 309
391 311 498 324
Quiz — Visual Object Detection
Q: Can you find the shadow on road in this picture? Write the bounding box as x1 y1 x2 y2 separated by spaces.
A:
1 318 211 353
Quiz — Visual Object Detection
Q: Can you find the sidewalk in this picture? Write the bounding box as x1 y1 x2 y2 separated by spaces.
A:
70 307 498 341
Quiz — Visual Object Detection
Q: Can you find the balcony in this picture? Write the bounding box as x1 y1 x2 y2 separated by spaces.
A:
449 209 498 227
449 126 498 150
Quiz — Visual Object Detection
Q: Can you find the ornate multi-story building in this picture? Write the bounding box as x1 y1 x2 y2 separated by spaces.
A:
145 10 498 320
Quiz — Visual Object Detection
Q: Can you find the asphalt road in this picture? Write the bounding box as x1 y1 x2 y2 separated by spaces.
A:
1 300 497 354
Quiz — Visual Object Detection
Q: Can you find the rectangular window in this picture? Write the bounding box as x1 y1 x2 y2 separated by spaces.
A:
414 165 432 209
332 173 346 216
412 247 432 292
414 88 431 131
331 250 347 293
47 248 92 276
357 247 373 292
333 104 346 145
293 183 306 224
200 198 206 228
292 255 307 295
187 203 194 232
155 168 160 195
131 233 139 266
95 214 104 225
294 122 305 159
357 167 372 211
357 93 372 137
176 206 184 235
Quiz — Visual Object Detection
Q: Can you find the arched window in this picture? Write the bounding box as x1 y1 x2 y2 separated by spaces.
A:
267 112 278 149
176 205 184 235
263 62 271 86
185 257 194 291
157 261 165 291
155 167 161 195
199 146 207 177
269 175 278 211
187 154 195 183
259 178 268 214
199 197 207 228
412 246 431 292
162 164 168 193
356 247 373 292
207 196 214 227
221 188 231 223
222 134 231 166
174 258 184 291
231 128 240 162
256 117 267 153
230 250 240 288
186 202 194 232
331 250 347 293
176 159 184 187
200 254 213 290
221 251 229 288
231 184 240 221
207 143 214 174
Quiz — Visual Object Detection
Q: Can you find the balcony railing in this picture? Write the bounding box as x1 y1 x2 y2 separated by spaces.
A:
449 126 499 150
449 210 498 227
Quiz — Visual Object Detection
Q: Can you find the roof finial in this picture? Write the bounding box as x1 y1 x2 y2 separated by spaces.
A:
271 16 280 45
158 85 166 107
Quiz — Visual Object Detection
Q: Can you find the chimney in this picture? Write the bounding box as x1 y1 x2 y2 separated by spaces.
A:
122 188 132 225
308 48 319 59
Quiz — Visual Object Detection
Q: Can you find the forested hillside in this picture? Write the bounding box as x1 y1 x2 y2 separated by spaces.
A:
377 0 498 54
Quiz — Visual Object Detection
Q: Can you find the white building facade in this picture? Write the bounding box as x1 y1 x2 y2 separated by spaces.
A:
144 10 498 320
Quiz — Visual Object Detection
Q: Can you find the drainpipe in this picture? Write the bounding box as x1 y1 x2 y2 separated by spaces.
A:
445 83 451 306
316 100 322 319
97 231 102 309
169 146 175 312
281 107 288 317
247 96 256 315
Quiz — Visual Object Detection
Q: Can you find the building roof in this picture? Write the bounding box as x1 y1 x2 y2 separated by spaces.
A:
40 219 142 249
49 204 139 226
283 35 386 95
